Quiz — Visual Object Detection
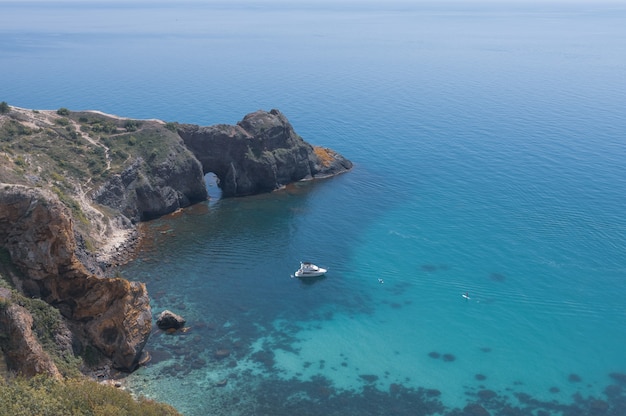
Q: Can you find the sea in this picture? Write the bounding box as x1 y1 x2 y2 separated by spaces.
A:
2 1 626 415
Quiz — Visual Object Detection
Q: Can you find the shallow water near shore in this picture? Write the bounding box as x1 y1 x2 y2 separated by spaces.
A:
3 1 626 415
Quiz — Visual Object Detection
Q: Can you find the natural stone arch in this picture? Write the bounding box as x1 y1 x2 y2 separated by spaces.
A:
177 109 352 197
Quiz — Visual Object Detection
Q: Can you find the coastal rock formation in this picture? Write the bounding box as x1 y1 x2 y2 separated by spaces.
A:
178 109 353 197
0 289 61 379
156 310 186 330
0 185 151 371
0 105 351 378
94 134 208 223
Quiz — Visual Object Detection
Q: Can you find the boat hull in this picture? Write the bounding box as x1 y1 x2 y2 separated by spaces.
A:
294 268 327 278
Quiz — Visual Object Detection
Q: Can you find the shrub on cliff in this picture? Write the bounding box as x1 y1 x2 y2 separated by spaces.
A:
0 101 9 114
0 375 182 416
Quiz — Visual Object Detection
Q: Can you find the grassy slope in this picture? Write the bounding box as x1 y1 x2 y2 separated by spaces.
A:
0 105 180 250
0 103 183 415
0 375 181 416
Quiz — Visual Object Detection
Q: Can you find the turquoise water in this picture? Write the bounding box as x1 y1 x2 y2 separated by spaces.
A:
3 1 626 415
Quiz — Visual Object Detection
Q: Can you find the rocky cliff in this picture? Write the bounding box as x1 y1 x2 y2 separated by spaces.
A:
0 288 62 379
0 104 351 378
0 186 151 372
93 125 208 224
178 109 353 197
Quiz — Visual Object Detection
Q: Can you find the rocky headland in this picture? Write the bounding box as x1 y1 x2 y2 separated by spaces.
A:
0 103 351 378
178 109 352 197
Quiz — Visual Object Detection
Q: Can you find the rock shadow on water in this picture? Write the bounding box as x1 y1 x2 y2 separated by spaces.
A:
146 348 173 365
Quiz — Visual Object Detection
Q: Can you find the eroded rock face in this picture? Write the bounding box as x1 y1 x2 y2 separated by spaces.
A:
0 295 62 379
0 108 352 377
94 147 208 223
178 109 353 197
156 310 186 330
0 185 151 372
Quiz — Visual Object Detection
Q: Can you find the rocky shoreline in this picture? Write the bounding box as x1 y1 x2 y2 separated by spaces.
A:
0 105 352 379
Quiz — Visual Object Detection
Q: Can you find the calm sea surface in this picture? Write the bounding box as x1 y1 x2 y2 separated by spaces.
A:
2 1 626 415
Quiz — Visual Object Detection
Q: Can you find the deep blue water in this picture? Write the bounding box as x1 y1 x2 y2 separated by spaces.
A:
2 1 626 415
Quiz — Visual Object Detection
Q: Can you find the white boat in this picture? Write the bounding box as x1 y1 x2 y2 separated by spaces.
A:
294 262 327 278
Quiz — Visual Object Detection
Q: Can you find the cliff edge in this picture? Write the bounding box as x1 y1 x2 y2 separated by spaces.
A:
0 185 151 372
0 103 351 377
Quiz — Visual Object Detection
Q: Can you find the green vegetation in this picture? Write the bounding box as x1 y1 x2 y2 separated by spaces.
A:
1 119 33 139
0 106 183 250
0 107 187 416
13 155 26 167
16 295 83 378
0 249 81 378
0 375 181 416
55 117 70 126
1 109 178 188
0 252 180 415
51 185 89 226
124 120 141 132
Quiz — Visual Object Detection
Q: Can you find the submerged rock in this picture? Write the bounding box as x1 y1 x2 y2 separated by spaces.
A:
214 349 231 359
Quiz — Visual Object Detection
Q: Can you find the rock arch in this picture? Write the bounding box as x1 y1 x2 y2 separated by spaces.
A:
177 109 352 197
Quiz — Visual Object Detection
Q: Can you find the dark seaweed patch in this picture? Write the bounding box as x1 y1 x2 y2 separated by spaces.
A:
489 272 506 282
359 374 379 383
463 403 490 416
610 372 626 385
477 389 497 401
568 373 582 383
442 353 456 362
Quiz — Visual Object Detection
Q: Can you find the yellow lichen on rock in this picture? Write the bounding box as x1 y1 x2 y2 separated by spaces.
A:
313 146 335 168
